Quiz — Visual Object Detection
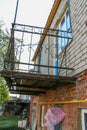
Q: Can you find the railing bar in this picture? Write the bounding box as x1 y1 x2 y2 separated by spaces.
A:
48 32 50 75
12 28 72 39
4 61 74 70
13 23 72 33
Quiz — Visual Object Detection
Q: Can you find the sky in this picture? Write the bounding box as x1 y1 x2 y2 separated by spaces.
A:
0 0 54 31
0 0 55 97
0 0 55 66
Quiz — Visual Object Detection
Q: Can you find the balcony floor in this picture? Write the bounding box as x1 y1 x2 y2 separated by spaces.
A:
0 70 76 95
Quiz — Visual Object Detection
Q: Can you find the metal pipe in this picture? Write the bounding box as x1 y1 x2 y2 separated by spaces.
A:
40 99 87 105
4 61 74 70
14 0 19 23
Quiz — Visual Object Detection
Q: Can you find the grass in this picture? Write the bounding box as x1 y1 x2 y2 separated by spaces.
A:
0 115 23 129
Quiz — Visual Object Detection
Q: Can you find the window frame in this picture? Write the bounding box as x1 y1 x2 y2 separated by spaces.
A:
81 109 87 130
57 7 72 54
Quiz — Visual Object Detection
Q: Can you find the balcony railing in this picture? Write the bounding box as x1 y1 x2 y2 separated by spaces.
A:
0 23 75 95
4 23 73 75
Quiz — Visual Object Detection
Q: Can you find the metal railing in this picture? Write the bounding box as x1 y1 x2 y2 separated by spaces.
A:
4 23 73 76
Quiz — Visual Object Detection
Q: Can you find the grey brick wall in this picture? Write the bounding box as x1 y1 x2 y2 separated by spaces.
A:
67 0 87 75
35 0 87 76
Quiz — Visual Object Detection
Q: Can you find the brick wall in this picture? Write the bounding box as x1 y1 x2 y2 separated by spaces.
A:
68 0 87 76
30 69 87 130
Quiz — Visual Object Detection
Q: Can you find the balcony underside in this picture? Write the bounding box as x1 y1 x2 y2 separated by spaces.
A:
0 70 75 95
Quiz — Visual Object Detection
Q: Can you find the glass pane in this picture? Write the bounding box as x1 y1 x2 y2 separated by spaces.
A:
61 17 66 48
66 9 72 40
61 17 66 31
57 8 72 54
66 10 70 31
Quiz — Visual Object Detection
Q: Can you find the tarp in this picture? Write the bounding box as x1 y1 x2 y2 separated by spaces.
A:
44 107 65 130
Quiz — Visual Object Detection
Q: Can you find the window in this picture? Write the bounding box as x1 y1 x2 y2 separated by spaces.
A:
54 8 72 76
82 109 87 130
58 8 72 53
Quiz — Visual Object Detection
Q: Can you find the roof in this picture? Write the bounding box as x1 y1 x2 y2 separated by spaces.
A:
32 0 61 61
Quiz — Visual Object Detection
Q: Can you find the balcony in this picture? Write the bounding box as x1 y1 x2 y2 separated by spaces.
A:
0 23 75 95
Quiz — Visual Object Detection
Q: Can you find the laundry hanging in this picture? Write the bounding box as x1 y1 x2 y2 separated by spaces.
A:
44 107 65 130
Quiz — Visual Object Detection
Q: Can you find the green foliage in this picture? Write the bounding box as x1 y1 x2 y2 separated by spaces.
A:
0 20 10 70
0 77 9 103
0 20 21 103
0 20 10 103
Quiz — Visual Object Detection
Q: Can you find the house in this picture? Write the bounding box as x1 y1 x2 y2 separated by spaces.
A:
29 0 87 130
0 0 87 130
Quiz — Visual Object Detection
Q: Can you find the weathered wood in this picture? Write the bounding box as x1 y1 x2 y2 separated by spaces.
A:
0 70 75 95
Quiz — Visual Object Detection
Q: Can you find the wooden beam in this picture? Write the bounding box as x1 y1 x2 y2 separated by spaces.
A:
9 89 46 94
12 84 50 89
10 91 39 95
